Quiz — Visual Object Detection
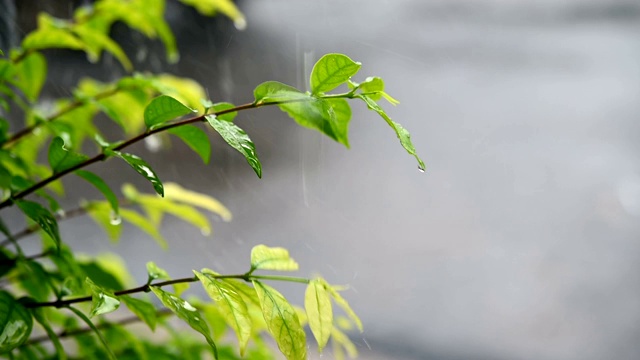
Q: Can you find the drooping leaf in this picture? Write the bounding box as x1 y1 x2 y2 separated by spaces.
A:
86 201 122 241
278 97 351 147
331 327 358 359
119 208 168 249
85 278 120 318
22 27 85 51
0 291 33 353
164 183 232 222
357 95 425 171
75 170 119 215
150 287 218 358
121 295 157 331
13 52 47 102
67 305 117 360
146 261 170 281
250 245 299 272
205 114 262 178
179 0 245 27
144 95 194 129
16 200 61 250
47 137 89 174
30 307 67 360
195 270 251 355
357 76 399 105
167 125 211 164
253 281 306 360
253 81 309 105
211 102 237 122
310 54 361 94
112 151 164 196
72 24 133 71
320 279 362 332
305 279 333 352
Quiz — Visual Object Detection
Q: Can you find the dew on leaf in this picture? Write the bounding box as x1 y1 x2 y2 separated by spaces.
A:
109 211 122 225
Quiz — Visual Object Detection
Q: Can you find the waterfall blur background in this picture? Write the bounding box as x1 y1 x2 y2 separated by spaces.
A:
6 0 640 359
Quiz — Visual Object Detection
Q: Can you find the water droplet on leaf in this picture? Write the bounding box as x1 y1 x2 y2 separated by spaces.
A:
418 165 425 173
109 211 122 225
234 17 247 31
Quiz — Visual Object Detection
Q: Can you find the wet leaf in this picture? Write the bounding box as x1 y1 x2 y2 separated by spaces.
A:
146 261 170 281
167 125 211 164
357 95 425 171
75 170 119 215
86 278 120 317
211 102 237 122
250 245 299 272
48 137 89 174
86 202 122 241
253 81 309 105
112 151 164 196
253 281 306 360
121 295 157 331
305 279 333 351
278 98 351 147
310 54 361 94
0 291 33 352
195 270 251 355
16 200 61 250
144 95 194 129
205 115 262 178
150 287 218 358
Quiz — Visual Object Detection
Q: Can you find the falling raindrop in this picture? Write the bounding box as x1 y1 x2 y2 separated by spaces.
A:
144 135 162 153
109 211 122 225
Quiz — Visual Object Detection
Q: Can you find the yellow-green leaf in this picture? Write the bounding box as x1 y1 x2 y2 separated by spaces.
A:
253 281 306 360
164 183 232 222
119 208 167 249
144 95 195 129
13 52 47 101
310 54 361 94
305 279 333 351
85 278 120 318
195 270 251 355
146 261 170 281
320 279 362 332
250 245 299 272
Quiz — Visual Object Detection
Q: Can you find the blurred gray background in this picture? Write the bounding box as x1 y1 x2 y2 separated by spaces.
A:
8 0 640 359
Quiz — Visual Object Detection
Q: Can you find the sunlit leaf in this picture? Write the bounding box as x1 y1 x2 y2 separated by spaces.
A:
305 279 333 352
119 208 168 249
86 278 120 318
0 291 33 353
205 114 262 178
319 279 362 332
13 52 47 102
179 0 245 27
250 245 299 272
112 151 164 196
22 27 84 51
144 95 194 129
357 95 424 171
331 327 358 359
253 281 306 360
253 81 309 105
167 125 211 164
73 24 133 71
121 295 157 331
150 287 218 358
75 170 119 215
278 97 351 147
154 74 206 110
164 183 232 222
195 270 251 355
310 54 361 94
16 200 61 250
48 137 89 174
146 261 170 281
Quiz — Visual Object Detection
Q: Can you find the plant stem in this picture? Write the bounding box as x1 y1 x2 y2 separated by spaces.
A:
25 272 311 308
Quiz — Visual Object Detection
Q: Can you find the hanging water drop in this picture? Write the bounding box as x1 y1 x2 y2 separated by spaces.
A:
418 165 425 173
234 17 247 31
109 211 122 225
56 209 66 218
200 227 211 236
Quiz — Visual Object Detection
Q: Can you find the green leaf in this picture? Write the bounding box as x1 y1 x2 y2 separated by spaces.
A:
211 102 237 122
72 24 133 71
167 125 211 164
31 307 67 360
121 295 157 331
13 52 47 102
320 279 362 332
195 270 251 355
205 114 262 178
22 28 85 51
305 279 333 352
75 170 119 215
146 261 170 281
47 137 89 174
16 200 61 250
358 77 399 105
119 208 168 249
278 98 351 147
164 183 232 222
80 261 124 291
86 202 122 241
86 278 120 318
139 196 211 235
0 250 15 278
357 95 425 171
150 287 218 358
253 281 306 360
253 81 309 105
250 245 299 272
144 95 194 129
0 291 33 353
16 261 52 301
112 151 164 196
310 54 361 94
67 305 117 360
